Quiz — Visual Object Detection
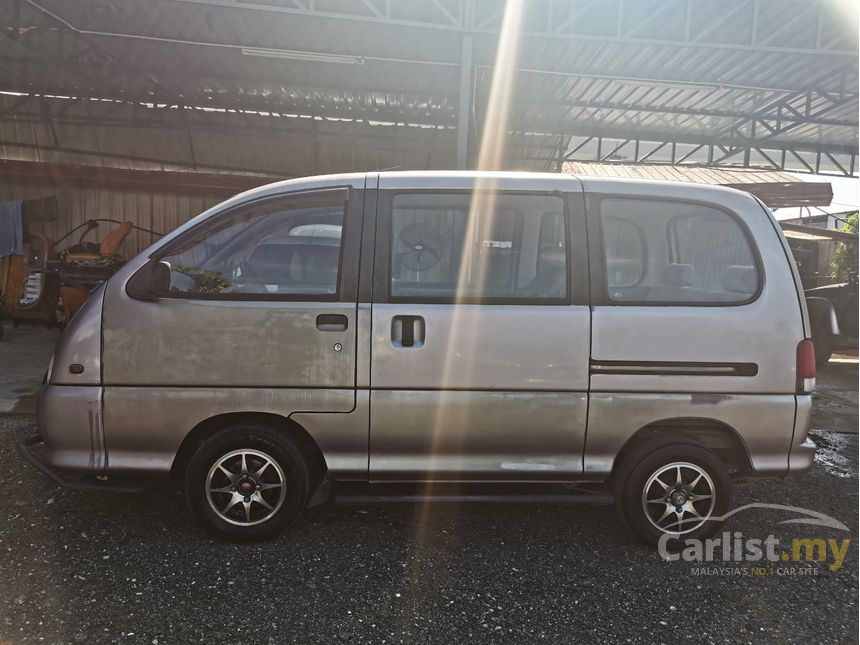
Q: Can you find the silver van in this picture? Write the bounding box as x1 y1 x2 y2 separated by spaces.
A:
20 172 817 545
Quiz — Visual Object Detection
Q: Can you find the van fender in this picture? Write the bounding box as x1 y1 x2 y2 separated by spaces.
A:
806 296 840 336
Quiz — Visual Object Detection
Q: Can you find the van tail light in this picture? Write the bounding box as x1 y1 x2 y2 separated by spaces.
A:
796 340 816 393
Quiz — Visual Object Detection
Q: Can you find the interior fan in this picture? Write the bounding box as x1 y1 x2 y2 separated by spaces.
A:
394 222 444 271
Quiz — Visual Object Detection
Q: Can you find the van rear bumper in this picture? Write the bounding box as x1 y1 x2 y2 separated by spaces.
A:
787 394 815 474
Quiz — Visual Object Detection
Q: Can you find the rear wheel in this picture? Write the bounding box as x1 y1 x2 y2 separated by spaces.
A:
184 424 310 541
615 442 731 546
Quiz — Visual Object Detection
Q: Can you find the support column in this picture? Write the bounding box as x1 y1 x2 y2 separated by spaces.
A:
456 33 473 170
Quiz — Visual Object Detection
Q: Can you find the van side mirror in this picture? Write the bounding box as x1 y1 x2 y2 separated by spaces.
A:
151 260 171 294
127 258 172 301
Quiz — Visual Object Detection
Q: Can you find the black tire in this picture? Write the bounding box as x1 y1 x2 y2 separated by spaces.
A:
184 424 310 541
809 305 835 367
614 441 731 547
813 327 834 367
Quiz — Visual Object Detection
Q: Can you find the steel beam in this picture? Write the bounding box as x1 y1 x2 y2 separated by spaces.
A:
561 135 857 177
1 90 855 176
456 33 473 169
173 0 858 56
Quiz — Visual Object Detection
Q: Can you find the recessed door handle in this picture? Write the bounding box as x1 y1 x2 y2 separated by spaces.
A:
316 314 348 332
392 315 425 348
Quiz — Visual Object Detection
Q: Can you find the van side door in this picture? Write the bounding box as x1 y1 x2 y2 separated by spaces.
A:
368 180 590 481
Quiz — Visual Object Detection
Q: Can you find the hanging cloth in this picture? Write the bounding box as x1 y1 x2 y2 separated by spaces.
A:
0 200 24 257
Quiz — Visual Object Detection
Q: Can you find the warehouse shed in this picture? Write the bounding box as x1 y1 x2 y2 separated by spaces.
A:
0 0 856 258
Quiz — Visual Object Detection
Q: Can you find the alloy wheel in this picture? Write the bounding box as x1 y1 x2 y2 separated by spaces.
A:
205 449 287 526
641 461 716 535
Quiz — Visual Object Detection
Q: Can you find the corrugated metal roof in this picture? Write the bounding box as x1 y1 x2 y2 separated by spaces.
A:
0 0 855 174
562 162 802 184
563 161 834 208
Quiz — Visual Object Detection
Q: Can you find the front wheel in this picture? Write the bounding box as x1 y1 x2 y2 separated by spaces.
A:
615 442 731 546
184 425 310 541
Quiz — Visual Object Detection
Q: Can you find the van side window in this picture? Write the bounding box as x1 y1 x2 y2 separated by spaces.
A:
161 200 344 297
389 193 568 302
600 199 759 304
602 215 646 289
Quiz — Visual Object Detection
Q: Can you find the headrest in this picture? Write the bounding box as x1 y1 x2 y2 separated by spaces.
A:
721 265 756 294
662 264 694 287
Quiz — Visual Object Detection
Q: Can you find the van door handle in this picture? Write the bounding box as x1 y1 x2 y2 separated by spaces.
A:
392 315 425 348
316 314 348 332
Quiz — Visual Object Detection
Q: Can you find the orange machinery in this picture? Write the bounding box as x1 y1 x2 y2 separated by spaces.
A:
0 232 60 328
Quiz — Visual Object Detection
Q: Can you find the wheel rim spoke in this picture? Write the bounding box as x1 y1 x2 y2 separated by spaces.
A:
253 460 271 478
656 504 674 524
252 492 273 511
222 494 242 515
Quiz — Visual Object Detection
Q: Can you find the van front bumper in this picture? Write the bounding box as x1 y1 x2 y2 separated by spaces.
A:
16 433 145 493
34 384 106 473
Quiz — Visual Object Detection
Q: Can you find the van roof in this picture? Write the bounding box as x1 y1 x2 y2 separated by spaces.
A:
228 170 755 206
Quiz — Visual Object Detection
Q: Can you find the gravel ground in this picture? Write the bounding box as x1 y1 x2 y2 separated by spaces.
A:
0 361 857 643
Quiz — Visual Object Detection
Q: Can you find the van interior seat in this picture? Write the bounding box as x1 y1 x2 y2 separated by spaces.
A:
526 249 566 297
243 243 339 287
720 265 756 295
647 263 697 301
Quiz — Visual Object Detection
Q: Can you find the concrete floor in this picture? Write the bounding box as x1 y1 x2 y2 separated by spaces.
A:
0 325 857 643
0 326 57 413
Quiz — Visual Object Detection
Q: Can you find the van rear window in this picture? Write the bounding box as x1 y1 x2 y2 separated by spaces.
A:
600 199 759 304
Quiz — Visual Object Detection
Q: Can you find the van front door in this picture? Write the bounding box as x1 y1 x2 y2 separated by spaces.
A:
369 183 590 481
101 187 363 473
